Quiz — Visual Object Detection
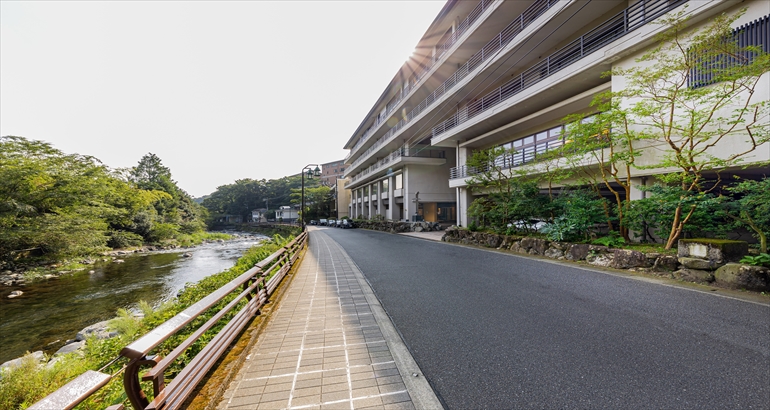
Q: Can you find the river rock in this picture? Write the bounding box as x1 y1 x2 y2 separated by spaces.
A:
182 252 193 258
114 259 125 263
8 290 23 298
54 340 85 356
76 320 117 341
0 351 46 373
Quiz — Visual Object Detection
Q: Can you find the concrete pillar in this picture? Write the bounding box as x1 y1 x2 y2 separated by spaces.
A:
376 180 384 218
387 175 395 220
457 187 473 227
403 167 409 221
368 184 374 219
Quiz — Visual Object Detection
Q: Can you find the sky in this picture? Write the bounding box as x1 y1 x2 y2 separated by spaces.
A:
0 0 446 198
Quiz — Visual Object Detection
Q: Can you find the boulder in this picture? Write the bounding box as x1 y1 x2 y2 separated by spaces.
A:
674 268 714 284
587 253 614 267
678 257 718 270
611 249 650 269
544 247 564 259
76 320 117 341
520 237 547 255
714 263 770 291
652 255 679 272
565 244 590 261
0 351 46 373
54 340 85 356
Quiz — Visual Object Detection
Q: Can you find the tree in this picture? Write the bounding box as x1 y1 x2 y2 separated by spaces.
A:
466 147 548 233
721 177 770 253
608 9 769 248
559 95 645 241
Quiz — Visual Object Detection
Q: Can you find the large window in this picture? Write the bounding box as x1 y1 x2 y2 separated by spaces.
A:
689 14 769 89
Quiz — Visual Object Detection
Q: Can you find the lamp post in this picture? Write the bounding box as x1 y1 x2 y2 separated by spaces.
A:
263 198 268 223
301 164 321 229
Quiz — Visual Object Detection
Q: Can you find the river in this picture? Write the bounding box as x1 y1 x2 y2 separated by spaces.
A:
0 234 266 364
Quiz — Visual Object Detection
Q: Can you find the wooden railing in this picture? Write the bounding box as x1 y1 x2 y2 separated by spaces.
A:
29 231 308 410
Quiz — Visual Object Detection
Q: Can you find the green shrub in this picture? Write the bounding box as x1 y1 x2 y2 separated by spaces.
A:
592 231 626 248
148 223 179 243
740 253 770 267
107 230 144 248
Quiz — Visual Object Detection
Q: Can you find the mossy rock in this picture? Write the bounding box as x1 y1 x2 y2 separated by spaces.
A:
677 239 747 263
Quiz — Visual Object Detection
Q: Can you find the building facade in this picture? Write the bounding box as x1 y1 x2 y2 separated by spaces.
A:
342 0 769 227
320 160 346 187
275 206 299 223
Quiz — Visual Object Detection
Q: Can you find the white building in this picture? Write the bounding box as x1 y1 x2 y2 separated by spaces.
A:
275 206 299 223
342 0 769 227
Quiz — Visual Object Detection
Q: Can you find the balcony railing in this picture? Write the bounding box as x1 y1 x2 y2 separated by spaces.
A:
348 0 501 160
433 0 688 140
347 0 559 173
349 147 446 185
450 137 565 179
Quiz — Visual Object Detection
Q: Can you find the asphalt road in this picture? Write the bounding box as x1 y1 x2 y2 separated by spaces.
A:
319 227 770 409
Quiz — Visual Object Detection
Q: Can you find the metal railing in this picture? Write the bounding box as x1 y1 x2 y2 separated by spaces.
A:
449 137 565 179
350 147 446 185
30 231 308 410
432 0 688 140
347 0 558 172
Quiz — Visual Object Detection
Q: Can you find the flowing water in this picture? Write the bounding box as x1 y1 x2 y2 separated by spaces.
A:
0 235 266 364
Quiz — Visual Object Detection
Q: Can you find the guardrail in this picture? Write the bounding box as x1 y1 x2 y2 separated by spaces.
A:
29 231 308 410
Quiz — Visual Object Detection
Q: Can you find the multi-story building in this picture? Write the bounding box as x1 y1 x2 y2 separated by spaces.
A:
320 159 346 187
342 0 769 226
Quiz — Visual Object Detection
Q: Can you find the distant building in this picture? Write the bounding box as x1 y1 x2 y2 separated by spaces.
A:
275 205 299 222
320 160 345 186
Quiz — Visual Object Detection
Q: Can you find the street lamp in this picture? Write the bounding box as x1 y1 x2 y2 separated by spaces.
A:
263 198 268 223
301 164 321 229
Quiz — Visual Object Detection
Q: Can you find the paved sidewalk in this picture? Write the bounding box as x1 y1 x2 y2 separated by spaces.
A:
396 231 444 242
218 227 441 410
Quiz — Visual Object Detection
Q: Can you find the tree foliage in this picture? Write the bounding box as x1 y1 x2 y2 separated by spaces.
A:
609 9 770 248
0 137 207 263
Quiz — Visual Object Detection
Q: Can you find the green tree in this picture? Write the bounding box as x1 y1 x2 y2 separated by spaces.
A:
466 147 547 233
608 9 769 248
721 178 770 252
559 95 645 241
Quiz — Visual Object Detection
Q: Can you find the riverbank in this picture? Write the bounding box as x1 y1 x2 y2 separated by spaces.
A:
0 232 263 289
0 232 300 408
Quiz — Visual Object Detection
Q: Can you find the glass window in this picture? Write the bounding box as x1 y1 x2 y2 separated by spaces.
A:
382 179 389 191
395 174 403 189
536 132 548 141
523 136 534 145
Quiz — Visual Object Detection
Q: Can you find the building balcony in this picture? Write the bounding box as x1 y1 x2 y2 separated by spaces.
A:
345 0 504 162
347 147 447 190
431 0 689 147
346 0 564 167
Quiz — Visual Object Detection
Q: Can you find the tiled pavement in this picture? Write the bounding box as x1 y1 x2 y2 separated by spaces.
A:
218 227 441 410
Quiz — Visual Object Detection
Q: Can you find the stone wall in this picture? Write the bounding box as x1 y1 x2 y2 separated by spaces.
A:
354 220 443 233
441 228 769 291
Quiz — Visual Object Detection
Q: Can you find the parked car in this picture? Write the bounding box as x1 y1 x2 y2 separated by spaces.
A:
319 219 327 226
335 219 343 228
511 219 549 232
327 219 336 227
342 219 355 229
310 220 318 225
